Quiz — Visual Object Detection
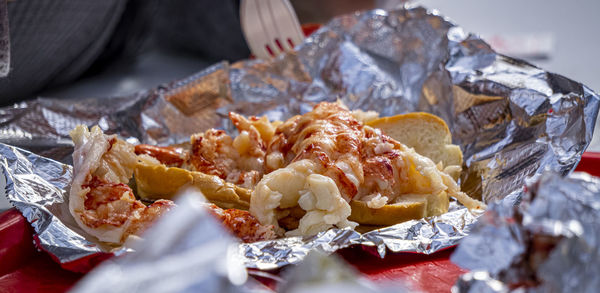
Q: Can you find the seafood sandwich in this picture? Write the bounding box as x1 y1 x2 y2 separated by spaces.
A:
69 102 483 244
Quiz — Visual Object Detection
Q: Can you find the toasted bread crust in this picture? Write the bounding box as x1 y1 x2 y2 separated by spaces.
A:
367 112 463 168
134 162 251 210
349 198 427 226
349 112 467 225
369 112 451 141
349 191 449 226
136 110 473 230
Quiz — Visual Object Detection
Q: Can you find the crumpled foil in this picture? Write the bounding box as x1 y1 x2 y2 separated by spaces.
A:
0 143 117 265
1 6 599 270
71 190 412 293
453 271 508 293
240 202 480 270
451 171 600 292
70 191 264 293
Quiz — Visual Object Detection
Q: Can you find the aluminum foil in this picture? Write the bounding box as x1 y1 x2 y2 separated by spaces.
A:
71 191 412 293
451 171 600 292
70 192 264 293
0 143 107 263
1 5 599 271
241 201 480 270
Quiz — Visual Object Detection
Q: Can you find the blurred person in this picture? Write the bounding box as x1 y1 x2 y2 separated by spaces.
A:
0 0 250 106
0 0 379 106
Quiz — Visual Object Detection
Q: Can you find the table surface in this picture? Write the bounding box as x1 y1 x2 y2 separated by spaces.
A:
0 208 465 292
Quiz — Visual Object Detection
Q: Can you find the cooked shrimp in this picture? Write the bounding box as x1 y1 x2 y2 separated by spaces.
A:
183 114 277 189
134 144 185 167
71 125 275 244
205 203 276 243
185 129 241 180
69 125 175 244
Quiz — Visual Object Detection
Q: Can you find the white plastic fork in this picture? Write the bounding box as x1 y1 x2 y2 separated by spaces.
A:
240 0 305 60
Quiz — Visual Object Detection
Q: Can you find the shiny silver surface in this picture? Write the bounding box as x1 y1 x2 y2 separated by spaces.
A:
0 6 598 270
0 143 106 263
72 194 412 292
452 171 600 292
70 192 259 293
240 201 480 269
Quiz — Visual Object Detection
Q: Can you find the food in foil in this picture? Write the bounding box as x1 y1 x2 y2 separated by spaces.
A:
451 171 600 292
1 6 599 270
70 192 259 293
248 101 482 236
69 125 275 244
68 101 483 244
69 125 176 243
71 191 412 292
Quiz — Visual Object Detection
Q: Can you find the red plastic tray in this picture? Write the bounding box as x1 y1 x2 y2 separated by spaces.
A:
1 152 599 292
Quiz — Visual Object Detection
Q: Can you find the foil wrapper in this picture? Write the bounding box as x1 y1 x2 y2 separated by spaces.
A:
0 143 114 266
241 202 480 270
71 193 411 293
70 192 262 293
451 171 600 292
1 6 599 270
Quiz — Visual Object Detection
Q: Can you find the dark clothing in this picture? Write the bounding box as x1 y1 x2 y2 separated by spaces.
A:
0 0 249 105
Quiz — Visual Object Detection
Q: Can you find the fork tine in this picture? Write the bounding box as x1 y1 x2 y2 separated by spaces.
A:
256 0 285 56
241 0 272 59
263 0 290 52
241 0 305 59
249 0 280 57
267 0 304 51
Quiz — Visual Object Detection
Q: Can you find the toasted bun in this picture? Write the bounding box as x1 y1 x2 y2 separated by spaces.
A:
136 112 465 230
367 112 462 168
349 112 464 226
348 191 448 226
134 162 251 210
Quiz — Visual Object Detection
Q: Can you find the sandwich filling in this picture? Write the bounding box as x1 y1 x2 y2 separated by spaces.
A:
136 102 481 236
89 101 483 239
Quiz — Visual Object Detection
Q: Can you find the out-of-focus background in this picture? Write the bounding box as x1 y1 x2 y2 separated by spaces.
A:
413 0 600 152
0 0 599 211
4 1 599 104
